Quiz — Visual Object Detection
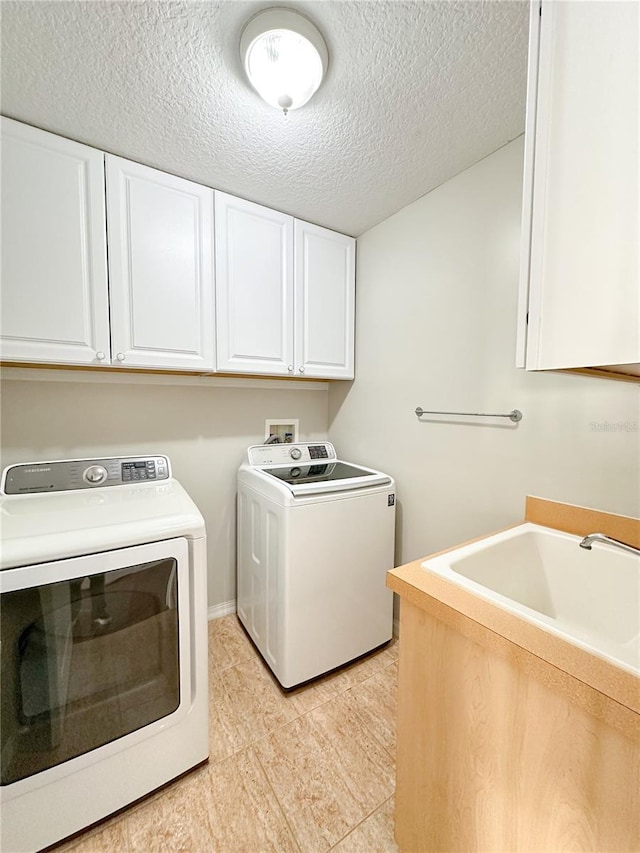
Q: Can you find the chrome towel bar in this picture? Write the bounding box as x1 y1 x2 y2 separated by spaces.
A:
415 407 523 422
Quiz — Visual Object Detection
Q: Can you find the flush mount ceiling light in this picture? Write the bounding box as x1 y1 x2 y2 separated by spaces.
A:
240 8 328 114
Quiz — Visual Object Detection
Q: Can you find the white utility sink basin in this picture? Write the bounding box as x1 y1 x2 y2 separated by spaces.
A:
422 522 640 676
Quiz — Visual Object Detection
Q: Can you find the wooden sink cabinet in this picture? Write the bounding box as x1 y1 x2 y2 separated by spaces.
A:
387 498 640 852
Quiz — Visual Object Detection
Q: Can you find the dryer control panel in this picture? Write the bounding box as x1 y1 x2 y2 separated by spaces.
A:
1 456 171 494
247 443 336 467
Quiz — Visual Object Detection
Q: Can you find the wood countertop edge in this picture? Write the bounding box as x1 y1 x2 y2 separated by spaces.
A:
388 567 639 741
387 498 640 723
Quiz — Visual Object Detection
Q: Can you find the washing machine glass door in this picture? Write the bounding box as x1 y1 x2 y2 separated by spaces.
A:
0 538 189 787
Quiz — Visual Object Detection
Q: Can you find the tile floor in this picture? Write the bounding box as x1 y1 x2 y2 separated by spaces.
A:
54 616 400 852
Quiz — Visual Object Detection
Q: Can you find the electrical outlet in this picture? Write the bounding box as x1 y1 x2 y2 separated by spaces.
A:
265 419 299 443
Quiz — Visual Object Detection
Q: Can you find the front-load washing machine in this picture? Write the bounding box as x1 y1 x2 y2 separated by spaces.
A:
0 456 208 853
237 442 395 688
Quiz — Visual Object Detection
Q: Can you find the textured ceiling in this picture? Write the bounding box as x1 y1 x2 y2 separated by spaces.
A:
0 1 529 236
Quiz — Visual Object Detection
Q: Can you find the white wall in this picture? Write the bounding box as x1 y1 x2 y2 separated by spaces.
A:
2 138 638 616
328 137 640 568
0 372 329 609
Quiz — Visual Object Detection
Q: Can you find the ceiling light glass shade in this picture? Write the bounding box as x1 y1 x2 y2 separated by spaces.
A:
240 9 328 113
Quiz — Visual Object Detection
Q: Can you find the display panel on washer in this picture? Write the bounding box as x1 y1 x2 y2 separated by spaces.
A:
0 557 180 786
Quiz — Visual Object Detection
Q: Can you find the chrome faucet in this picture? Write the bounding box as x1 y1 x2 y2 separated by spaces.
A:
579 532 640 557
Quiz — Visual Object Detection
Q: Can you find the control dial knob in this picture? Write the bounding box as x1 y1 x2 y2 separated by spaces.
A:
289 447 302 460
83 465 107 485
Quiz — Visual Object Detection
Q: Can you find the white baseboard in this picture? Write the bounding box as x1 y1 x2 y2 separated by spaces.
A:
208 600 236 621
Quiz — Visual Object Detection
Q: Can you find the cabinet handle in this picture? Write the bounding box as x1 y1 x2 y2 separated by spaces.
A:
287 365 294 373
116 352 126 362
298 366 305 374
96 351 106 361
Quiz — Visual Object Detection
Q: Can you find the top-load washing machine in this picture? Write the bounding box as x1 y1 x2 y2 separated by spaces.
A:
237 442 395 688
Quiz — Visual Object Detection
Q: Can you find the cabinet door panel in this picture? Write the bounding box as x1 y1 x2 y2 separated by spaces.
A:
295 221 355 379
106 156 214 371
525 0 639 370
215 192 294 375
1 118 110 365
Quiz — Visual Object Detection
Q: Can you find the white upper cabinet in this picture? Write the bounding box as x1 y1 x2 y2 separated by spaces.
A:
294 221 355 379
518 0 639 376
0 118 110 365
2 118 356 380
106 156 215 371
215 192 355 379
215 192 295 376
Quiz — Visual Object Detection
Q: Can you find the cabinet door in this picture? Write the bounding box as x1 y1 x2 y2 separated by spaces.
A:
0 118 110 365
106 156 215 371
215 192 294 376
294 221 355 379
521 0 639 370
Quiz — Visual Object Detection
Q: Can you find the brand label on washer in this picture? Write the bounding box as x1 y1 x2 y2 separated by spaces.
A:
388 494 395 506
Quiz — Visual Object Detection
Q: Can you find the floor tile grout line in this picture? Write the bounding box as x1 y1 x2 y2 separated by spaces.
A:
282 661 396 751
236 742 305 853
211 617 329 721
352 691 398 757
316 688 397 847
346 700 397 765
246 660 395 752
210 654 369 763
211 631 398 751
328 705 396 834
251 740 305 853
341 667 399 762
215 659 326 749
327 793 397 851
250 690 391 853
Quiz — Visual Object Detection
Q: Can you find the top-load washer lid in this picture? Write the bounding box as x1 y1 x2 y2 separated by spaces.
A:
264 461 387 488
245 442 392 496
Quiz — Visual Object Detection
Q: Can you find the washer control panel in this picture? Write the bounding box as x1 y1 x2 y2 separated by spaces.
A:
1 456 171 495
248 443 336 467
